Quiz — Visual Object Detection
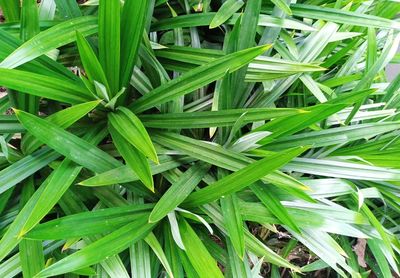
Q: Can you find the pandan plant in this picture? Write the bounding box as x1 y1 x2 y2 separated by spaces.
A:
0 0 400 277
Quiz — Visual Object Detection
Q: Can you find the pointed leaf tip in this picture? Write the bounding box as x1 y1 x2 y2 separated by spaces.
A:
262 44 273 52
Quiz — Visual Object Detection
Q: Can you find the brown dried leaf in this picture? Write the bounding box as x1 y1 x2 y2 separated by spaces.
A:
353 238 367 268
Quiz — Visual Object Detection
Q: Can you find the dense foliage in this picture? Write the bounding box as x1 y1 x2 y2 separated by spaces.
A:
0 0 400 277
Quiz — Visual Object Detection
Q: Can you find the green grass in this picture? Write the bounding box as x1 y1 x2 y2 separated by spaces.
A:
0 0 399 277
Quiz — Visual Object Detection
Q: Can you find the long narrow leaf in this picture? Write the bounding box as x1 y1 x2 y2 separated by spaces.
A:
0 16 98 69
130 45 270 113
183 147 306 207
14 110 121 173
98 0 120 95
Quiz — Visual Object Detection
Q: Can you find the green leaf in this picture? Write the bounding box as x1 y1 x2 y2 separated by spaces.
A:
151 132 312 201
0 2 398 277
38 0 56 20
178 248 200 277
255 89 375 143
0 187 14 215
250 181 300 233
19 238 45 277
98 0 120 95
225 236 250 277
0 0 20 22
21 100 102 154
221 193 245 259
109 124 154 191
36 218 156 277
0 26 79 80
360 204 394 258
0 241 64 278
284 158 400 181
232 0 261 109
60 187 132 278
367 28 377 71
155 46 325 79
26 205 152 240
151 13 316 32
20 0 39 41
130 45 271 113
0 69 94 104
0 125 107 262
14 109 121 173
0 160 75 261
140 108 307 129
108 107 158 163
54 0 81 19
149 162 210 223
0 16 98 69
0 115 24 133
203 203 300 271
19 178 45 278
264 122 400 150
210 0 244 29
287 229 352 277
291 4 400 29
271 0 292 15
128 196 151 278
368 239 393 278
120 0 150 87
345 31 400 123
19 0 40 113
0 147 60 195
76 31 110 95
183 147 306 207
144 232 175 278
79 156 195 186
163 222 185 277
179 218 224 278
130 236 151 277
